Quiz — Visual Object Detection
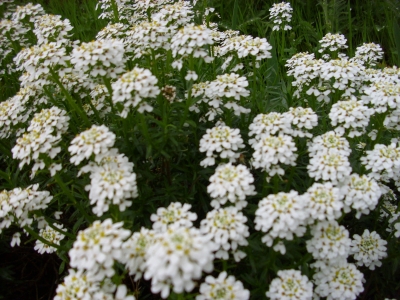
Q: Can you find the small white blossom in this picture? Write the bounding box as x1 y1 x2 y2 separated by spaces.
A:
150 202 197 232
197 271 250 300
329 97 374 137
200 206 249 261
112 67 160 117
350 229 387 270
207 163 256 209
69 219 132 281
199 125 245 167
34 223 65 254
251 134 297 178
341 174 382 218
69 125 116 165
318 33 348 53
269 2 293 31
255 191 308 254
304 182 345 223
266 269 313 300
360 143 400 181
313 262 364 300
306 221 351 264
144 227 216 298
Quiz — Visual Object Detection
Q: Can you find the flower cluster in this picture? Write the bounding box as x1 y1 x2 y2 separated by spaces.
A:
0 184 52 233
313 262 364 300
150 202 197 232
69 219 132 281
34 223 65 254
171 24 214 68
318 33 348 54
112 67 160 116
54 269 135 300
70 39 126 80
306 221 351 264
266 269 313 300
200 206 249 261
354 42 384 67
255 191 308 254
197 272 250 300
350 229 387 270
307 131 352 183
207 163 255 209
33 14 73 45
199 125 245 167
329 96 374 137
341 174 382 218
219 35 272 61
69 125 116 165
144 227 216 298
12 107 69 178
269 2 293 31
360 142 400 181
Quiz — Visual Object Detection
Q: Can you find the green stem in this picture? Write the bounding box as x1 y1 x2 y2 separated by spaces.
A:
53 174 92 222
49 68 91 127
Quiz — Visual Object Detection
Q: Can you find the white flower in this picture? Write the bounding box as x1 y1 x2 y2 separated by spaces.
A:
10 232 21 247
304 182 345 223
69 219 132 281
313 262 364 300
144 227 216 298
34 223 65 254
28 106 70 135
33 14 73 45
70 39 126 79
285 106 318 138
353 42 384 67
12 3 45 23
269 2 293 31
251 134 297 177
307 131 351 158
14 42 68 88
360 142 400 181
152 1 194 26
197 271 250 300
318 33 348 53
350 229 387 270
121 227 156 281
171 24 214 62
54 269 136 300
125 19 177 58
206 73 251 114
0 96 30 139
341 174 382 218
150 202 197 232
112 67 160 117
329 97 374 137
219 35 272 60
185 70 198 81
266 269 313 300
255 191 308 254
207 163 255 209
306 221 351 264
4 185 52 230
248 112 293 142
361 81 400 113
307 148 352 183
85 158 138 217
68 125 116 165
200 206 249 261
199 125 245 167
